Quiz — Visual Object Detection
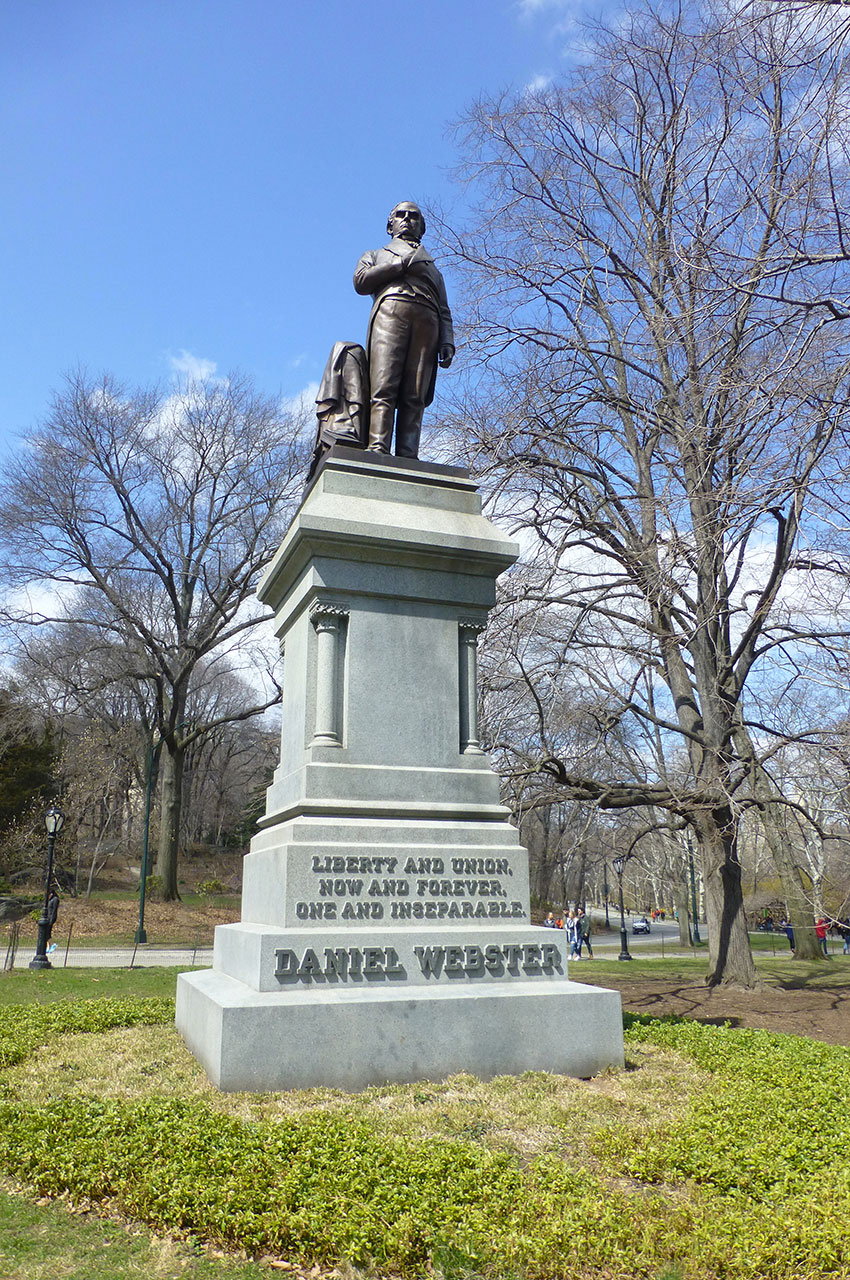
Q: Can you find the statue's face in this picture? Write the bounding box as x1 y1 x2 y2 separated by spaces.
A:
388 203 423 241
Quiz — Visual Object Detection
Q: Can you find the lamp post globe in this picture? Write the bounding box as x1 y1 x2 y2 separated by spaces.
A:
44 805 64 839
29 804 65 970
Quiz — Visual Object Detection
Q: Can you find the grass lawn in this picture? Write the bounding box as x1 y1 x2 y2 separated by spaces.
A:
0 1182 280 1279
0 966 184 1005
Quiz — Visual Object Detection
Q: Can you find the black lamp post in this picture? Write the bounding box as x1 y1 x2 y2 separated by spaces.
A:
603 860 610 929
612 854 632 961
29 804 65 970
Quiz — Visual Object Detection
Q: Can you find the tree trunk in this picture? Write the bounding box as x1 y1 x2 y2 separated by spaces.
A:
731 723 822 963
155 744 184 901
699 810 760 987
85 841 109 898
758 802 821 961
575 847 588 910
811 871 824 922
672 877 691 948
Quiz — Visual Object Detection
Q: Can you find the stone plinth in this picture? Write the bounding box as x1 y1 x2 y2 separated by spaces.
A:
177 448 624 1090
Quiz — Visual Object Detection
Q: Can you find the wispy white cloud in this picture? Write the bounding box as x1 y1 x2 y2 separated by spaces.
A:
514 0 601 65
168 350 219 382
525 73 554 94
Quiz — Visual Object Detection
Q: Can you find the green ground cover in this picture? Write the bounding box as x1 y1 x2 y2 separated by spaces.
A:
0 977 847 1279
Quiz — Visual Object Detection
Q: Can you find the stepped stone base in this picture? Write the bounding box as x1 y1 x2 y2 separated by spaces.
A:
176 963 624 1092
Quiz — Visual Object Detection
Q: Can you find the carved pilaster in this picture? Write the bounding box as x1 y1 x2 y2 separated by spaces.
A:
310 602 349 747
458 620 485 754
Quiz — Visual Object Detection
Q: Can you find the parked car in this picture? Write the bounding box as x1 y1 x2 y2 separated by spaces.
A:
632 916 652 935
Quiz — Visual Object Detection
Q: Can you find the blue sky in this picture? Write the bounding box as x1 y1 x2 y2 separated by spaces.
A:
3 0 617 452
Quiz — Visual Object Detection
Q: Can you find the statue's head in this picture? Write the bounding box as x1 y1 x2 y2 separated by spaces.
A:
387 201 425 241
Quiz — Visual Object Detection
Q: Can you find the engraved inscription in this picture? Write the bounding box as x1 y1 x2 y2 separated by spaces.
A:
414 942 561 977
294 850 524 924
274 941 563 984
275 945 405 981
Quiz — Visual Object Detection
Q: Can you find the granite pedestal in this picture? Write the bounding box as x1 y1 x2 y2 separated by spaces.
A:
177 448 624 1090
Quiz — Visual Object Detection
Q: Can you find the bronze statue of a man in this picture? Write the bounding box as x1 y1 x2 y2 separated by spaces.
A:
354 201 454 458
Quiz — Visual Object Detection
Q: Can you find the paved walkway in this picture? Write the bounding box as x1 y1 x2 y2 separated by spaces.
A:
8 945 214 969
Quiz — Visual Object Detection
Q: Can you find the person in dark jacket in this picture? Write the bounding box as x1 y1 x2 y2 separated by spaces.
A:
45 881 60 940
578 909 593 958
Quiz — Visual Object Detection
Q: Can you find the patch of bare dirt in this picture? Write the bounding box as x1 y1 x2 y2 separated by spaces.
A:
580 968 850 1046
12 895 240 945
6 848 245 944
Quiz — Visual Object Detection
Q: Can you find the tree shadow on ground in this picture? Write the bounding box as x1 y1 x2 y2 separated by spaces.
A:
770 966 849 992
594 974 850 1045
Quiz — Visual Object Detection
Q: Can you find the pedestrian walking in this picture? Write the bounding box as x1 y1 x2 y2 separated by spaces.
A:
578 909 593 958
781 918 795 953
567 909 582 959
840 919 850 955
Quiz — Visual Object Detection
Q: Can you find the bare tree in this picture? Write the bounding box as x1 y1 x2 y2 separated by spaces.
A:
179 670 279 849
15 626 281 887
441 1 850 984
0 371 308 898
0 684 57 880
764 738 850 915
57 721 135 896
